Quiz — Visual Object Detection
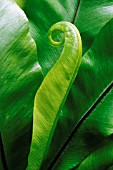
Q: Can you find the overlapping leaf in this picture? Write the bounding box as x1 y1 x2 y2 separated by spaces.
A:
74 0 113 54
0 0 43 169
76 134 113 170
54 84 113 169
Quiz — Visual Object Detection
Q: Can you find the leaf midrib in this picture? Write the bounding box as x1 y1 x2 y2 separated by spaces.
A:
72 0 81 23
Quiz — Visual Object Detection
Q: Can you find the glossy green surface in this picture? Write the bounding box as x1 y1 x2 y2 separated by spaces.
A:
0 0 43 169
75 0 113 54
53 19 113 169
54 86 113 169
19 0 113 73
22 0 78 75
27 22 82 170
1 0 113 169
16 1 113 168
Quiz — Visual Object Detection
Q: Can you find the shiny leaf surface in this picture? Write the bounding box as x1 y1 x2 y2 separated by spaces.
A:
22 0 78 75
1 0 113 169
0 0 43 169
75 0 113 54
17 1 113 168
20 0 113 73
51 19 113 169
54 85 113 169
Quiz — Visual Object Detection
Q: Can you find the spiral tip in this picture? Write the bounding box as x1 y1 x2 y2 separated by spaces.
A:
48 24 65 46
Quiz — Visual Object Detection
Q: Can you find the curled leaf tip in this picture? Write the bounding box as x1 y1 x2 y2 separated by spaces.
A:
48 23 65 46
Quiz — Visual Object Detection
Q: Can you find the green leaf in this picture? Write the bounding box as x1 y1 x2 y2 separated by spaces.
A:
48 19 113 169
74 0 113 54
0 0 43 169
54 85 113 169
1 1 113 169
27 21 82 170
13 1 113 168
77 135 113 170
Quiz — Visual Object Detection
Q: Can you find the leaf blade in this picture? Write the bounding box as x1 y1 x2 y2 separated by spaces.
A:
27 21 82 170
0 0 43 169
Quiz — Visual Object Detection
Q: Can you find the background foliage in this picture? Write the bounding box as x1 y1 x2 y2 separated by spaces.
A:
0 0 113 169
